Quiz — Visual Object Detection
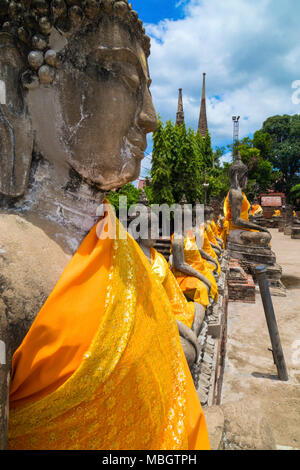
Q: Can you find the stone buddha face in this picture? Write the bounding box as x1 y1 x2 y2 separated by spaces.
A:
0 3 157 198
239 172 248 190
229 154 249 192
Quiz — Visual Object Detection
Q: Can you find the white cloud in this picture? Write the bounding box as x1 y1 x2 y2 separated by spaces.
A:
146 0 300 149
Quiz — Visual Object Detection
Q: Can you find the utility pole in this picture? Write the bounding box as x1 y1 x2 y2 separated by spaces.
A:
203 169 209 206
232 115 240 157
255 266 289 381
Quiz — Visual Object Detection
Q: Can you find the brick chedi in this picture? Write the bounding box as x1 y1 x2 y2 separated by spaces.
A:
176 88 185 126
198 73 208 138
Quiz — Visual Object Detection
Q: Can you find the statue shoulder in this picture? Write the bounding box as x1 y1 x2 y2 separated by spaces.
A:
229 188 243 203
0 213 70 355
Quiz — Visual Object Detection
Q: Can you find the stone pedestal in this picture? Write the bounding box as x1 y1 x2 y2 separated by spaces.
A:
283 205 294 235
226 240 286 297
291 225 300 239
227 240 276 265
195 254 229 408
227 259 255 303
284 225 292 236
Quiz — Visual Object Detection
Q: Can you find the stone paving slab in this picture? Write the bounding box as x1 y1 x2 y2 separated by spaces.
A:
218 229 300 449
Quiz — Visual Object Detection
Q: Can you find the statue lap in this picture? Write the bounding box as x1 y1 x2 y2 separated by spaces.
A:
227 228 271 247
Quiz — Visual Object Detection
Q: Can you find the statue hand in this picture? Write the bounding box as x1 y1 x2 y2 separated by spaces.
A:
177 320 201 362
192 303 206 337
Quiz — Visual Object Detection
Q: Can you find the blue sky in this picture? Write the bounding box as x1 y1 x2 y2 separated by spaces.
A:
131 1 300 178
132 1 187 24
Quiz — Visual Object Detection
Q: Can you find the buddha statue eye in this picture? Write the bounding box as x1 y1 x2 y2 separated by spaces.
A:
121 71 140 92
0 80 6 105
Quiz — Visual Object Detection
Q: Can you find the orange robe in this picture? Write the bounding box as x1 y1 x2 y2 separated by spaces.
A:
223 192 257 247
171 232 218 308
251 204 263 216
206 223 220 248
8 204 210 451
202 228 221 275
210 219 219 237
151 248 195 329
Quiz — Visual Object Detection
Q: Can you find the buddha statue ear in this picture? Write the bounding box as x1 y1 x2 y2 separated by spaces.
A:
0 33 34 198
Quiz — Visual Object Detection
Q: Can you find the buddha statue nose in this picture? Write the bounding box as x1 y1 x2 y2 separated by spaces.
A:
137 89 158 133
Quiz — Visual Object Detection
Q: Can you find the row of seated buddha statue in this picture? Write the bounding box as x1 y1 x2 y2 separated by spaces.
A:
213 153 286 295
136 193 224 369
0 0 214 451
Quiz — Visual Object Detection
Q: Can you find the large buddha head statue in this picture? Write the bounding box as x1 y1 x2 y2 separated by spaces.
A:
0 0 157 199
229 151 248 191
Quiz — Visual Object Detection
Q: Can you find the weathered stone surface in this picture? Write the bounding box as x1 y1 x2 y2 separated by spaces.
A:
0 34 34 197
204 406 225 450
0 213 71 448
291 226 300 239
0 214 71 355
222 231 300 449
227 241 276 265
228 259 255 303
221 400 276 450
197 388 208 406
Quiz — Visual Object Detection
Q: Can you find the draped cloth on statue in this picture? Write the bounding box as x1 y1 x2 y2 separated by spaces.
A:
210 219 219 238
273 210 281 217
224 192 257 231
202 228 221 275
171 232 218 308
8 204 210 450
217 216 222 236
150 248 195 330
220 219 230 248
251 204 263 217
222 192 257 248
206 223 220 248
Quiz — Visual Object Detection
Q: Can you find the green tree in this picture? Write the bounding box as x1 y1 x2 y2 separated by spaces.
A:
203 130 214 168
108 183 141 215
149 120 204 205
149 119 232 206
290 184 300 204
149 118 174 205
206 165 230 202
232 137 276 199
173 125 203 203
257 114 300 198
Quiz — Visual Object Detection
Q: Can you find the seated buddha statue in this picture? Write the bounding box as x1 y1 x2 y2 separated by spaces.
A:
0 1 209 451
204 206 222 258
208 206 224 249
224 152 271 249
190 201 219 276
171 199 218 310
292 210 300 225
250 200 263 218
199 223 221 276
135 193 204 368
